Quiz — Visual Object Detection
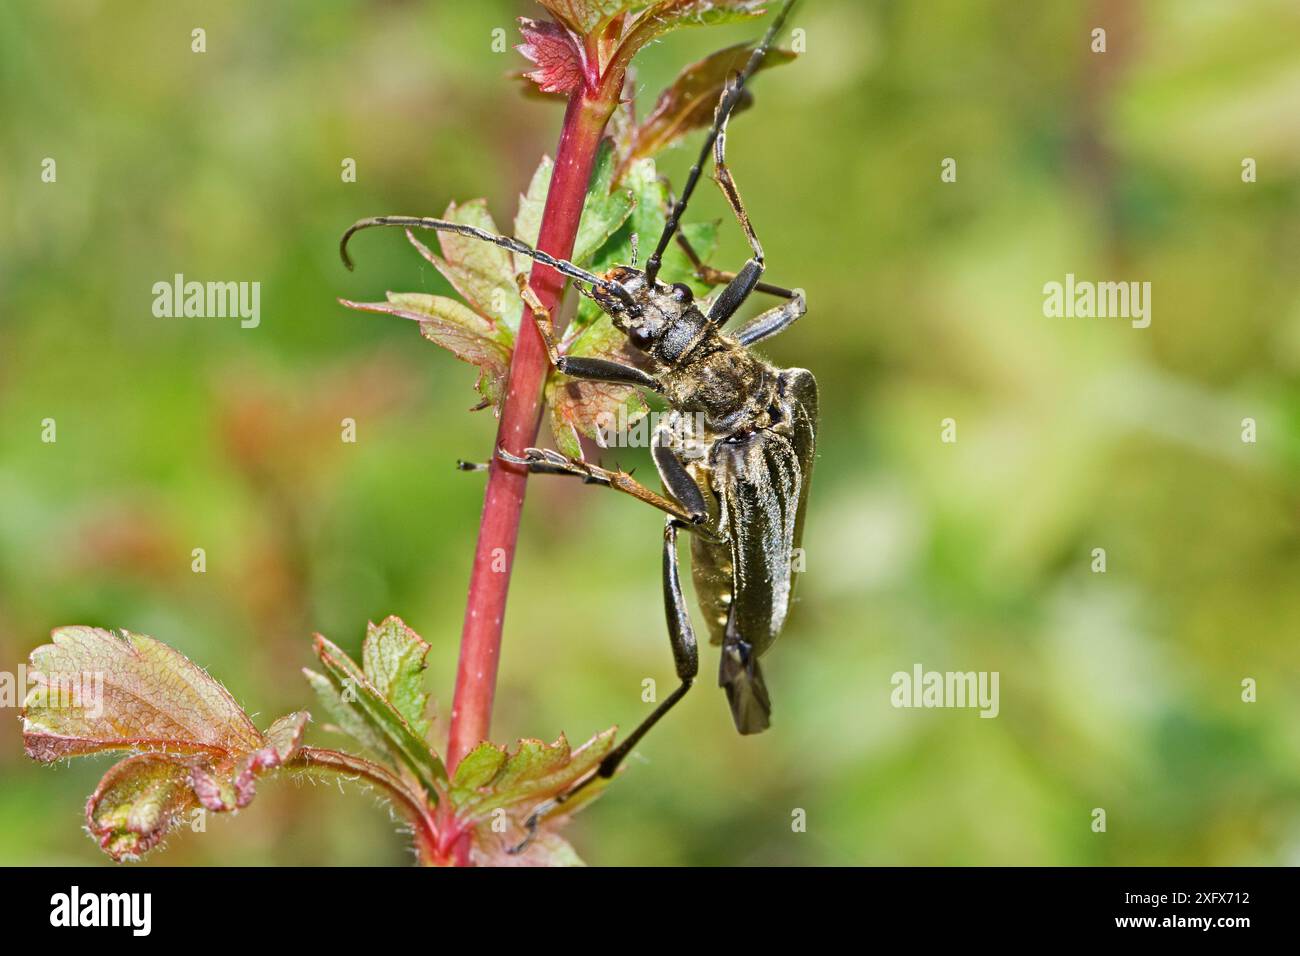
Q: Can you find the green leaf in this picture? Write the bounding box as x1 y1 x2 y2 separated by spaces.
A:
451 730 619 867
537 0 653 36
313 633 447 796
632 0 768 38
514 154 554 275
671 221 722 292
542 154 726 451
451 742 509 797
452 729 616 820
362 615 432 740
611 1 771 76
517 141 639 269
513 142 634 271
303 667 388 755
547 157 716 454
546 401 587 460
349 142 634 421
574 139 636 266
577 157 721 329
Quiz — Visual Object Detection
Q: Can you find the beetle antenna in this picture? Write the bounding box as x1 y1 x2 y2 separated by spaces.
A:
642 0 796 285
340 215 640 314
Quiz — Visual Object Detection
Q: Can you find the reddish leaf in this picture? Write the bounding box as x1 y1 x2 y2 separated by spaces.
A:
22 626 262 761
186 712 308 814
23 622 454 863
623 41 796 169
21 626 320 861
410 202 519 330
340 292 514 413
186 711 308 813
517 18 588 96
85 754 200 862
229 711 310 809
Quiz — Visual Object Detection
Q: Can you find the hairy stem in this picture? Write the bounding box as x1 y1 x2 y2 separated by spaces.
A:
290 747 444 865
446 93 618 778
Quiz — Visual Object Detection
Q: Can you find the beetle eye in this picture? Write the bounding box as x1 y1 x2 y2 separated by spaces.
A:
670 282 693 303
630 324 655 349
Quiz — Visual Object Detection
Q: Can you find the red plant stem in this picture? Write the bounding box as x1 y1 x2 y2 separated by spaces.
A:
446 92 618 776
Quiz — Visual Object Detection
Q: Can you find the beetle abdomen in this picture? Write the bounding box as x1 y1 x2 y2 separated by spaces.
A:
690 530 734 647
711 427 803 657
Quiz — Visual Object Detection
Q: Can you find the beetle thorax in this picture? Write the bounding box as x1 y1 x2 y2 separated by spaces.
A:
661 337 776 433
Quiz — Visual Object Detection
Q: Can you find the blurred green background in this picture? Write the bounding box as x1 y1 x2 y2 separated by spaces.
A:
2 0 1299 866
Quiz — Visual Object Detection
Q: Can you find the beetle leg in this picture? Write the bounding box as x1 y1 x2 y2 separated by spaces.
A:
596 518 700 773
553 356 662 391
496 447 706 526
456 458 605 481
711 77 764 266
705 79 768 326
733 288 807 346
651 437 708 523
515 274 562 366
641 0 795 284
510 517 700 855
676 211 810 343
673 229 794 300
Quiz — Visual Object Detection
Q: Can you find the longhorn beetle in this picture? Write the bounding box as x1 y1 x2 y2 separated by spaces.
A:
340 0 811 846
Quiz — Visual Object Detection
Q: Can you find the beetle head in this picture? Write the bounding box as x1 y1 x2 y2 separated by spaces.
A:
596 266 699 354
